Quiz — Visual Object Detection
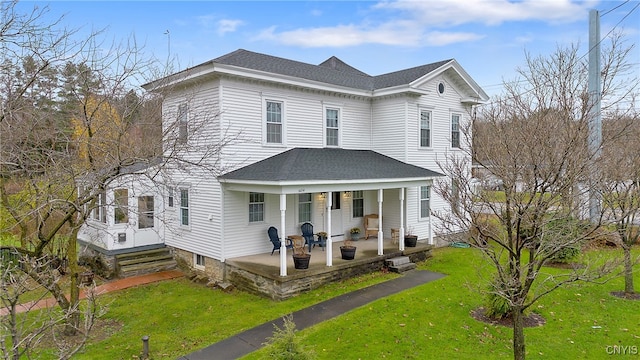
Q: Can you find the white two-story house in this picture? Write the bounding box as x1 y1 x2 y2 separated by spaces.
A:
78 49 488 284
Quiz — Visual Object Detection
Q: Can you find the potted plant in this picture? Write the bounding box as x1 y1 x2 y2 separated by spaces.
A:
404 227 418 247
316 231 328 248
291 236 310 270
349 227 361 241
340 237 357 260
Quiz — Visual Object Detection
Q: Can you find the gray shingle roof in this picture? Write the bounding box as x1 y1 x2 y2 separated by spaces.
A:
212 49 451 91
219 148 443 182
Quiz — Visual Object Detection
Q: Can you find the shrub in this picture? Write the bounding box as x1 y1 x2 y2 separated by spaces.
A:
262 315 315 360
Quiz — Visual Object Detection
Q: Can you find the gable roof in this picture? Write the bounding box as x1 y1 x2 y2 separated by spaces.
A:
143 49 488 102
219 148 443 183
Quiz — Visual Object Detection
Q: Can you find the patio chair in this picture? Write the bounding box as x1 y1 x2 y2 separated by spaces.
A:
364 214 379 240
301 222 325 252
268 226 293 255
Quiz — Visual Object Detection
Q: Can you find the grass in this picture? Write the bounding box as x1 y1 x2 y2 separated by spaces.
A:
27 246 640 359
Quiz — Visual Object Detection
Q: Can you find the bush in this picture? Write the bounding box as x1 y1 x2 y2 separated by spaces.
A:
262 315 315 360
549 246 580 263
485 290 511 319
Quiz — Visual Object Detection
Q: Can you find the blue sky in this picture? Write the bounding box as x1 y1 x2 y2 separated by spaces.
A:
18 1 640 97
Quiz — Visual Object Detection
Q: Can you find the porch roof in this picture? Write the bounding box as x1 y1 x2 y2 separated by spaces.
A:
218 148 444 194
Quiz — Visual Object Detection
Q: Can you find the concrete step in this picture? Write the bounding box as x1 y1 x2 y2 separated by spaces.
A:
118 254 174 267
389 262 417 273
385 256 412 267
119 259 177 277
115 248 170 261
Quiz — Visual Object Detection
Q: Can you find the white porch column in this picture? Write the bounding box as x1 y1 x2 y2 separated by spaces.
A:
377 189 384 256
428 207 434 245
326 192 333 266
279 194 287 277
399 188 405 251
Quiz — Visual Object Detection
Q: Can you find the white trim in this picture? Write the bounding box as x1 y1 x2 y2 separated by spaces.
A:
323 105 342 148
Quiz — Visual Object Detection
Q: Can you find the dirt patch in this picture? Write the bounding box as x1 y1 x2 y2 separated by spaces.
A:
610 291 640 300
470 307 546 328
35 318 123 354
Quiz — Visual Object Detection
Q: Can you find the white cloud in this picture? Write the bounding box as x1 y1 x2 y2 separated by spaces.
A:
217 19 244 35
255 21 483 48
375 0 597 26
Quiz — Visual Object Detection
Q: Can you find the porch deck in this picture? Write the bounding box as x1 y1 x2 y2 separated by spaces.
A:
224 238 434 300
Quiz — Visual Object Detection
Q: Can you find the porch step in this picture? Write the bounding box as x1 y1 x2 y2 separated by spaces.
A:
385 256 416 273
115 247 177 278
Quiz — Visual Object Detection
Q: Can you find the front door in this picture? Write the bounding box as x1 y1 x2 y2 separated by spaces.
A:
330 192 344 238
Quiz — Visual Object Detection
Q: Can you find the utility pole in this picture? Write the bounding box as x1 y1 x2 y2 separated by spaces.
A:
588 9 602 222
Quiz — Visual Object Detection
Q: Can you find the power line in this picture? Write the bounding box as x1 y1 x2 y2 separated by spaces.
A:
600 0 630 17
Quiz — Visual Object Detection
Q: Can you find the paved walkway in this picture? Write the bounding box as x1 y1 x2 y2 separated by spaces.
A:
178 270 445 360
0 270 184 316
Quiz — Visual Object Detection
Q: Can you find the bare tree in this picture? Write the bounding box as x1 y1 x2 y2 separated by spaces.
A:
0 251 102 360
0 0 239 346
433 35 637 360
600 111 640 297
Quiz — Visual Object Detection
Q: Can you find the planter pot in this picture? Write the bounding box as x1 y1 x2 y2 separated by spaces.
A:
292 253 311 269
404 235 418 247
350 233 361 241
340 246 357 260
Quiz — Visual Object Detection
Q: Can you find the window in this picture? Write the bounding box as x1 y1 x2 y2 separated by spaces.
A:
352 190 364 218
92 191 106 223
266 101 282 144
420 186 431 218
180 188 189 226
438 82 446 95
451 113 461 148
249 192 264 223
114 189 129 224
298 193 312 223
420 110 431 148
167 187 174 207
331 192 341 210
326 108 339 146
138 196 154 229
194 254 205 269
177 104 188 144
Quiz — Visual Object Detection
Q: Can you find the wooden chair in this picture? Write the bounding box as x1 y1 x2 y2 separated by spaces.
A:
364 214 379 240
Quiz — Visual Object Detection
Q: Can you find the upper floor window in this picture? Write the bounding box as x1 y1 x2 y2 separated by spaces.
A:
180 188 189 226
138 195 155 229
266 101 283 144
249 192 265 223
298 193 312 223
114 189 129 224
451 113 461 148
352 190 364 218
91 191 107 223
167 187 174 208
420 186 431 218
325 108 339 147
420 110 431 148
177 104 188 144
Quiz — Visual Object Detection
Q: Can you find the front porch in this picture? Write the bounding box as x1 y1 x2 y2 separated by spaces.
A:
224 237 434 300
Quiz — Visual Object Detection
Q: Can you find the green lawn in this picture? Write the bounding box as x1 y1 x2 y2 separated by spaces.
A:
45 246 640 359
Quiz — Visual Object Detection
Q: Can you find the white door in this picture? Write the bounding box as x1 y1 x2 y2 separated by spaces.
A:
133 195 162 247
330 192 344 238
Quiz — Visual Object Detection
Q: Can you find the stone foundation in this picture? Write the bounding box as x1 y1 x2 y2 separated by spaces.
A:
169 247 225 282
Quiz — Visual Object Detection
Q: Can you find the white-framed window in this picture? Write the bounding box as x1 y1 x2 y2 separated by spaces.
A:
180 188 189 226
138 195 154 229
352 190 364 218
167 187 174 208
298 193 312 223
451 113 461 148
420 186 431 219
177 103 188 144
114 189 129 224
265 100 283 144
92 191 107 223
249 192 265 223
325 108 340 147
420 110 431 148
194 254 205 270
